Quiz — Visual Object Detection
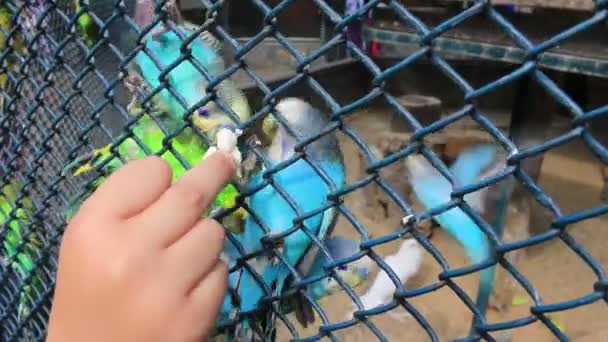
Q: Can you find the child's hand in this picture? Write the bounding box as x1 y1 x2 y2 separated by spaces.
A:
47 153 236 342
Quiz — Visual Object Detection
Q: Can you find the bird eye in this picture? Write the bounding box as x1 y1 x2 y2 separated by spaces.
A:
198 108 209 117
338 265 348 271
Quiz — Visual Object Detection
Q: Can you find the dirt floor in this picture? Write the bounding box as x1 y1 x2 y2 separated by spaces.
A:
275 107 608 341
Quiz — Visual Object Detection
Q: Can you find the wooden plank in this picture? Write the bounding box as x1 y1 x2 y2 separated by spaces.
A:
184 0 596 12
375 129 496 148
486 0 594 11
364 27 608 78
372 109 570 156
238 58 361 93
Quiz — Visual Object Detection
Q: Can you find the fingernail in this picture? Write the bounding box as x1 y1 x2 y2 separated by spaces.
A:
219 252 231 265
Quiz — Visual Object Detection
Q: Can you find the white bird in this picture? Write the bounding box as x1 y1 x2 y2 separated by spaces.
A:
349 238 423 321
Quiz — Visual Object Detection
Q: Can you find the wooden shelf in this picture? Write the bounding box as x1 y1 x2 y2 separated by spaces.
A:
364 7 608 78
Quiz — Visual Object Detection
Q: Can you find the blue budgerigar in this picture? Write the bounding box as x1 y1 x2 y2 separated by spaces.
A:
131 0 251 132
405 144 510 326
282 235 373 327
302 236 372 302
220 98 346 340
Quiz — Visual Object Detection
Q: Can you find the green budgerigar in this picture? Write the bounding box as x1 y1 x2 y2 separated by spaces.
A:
0 179 47 325
0 5 25 55
62 110 247 234
64 0 255 233
73 0 101 48
130 0 252 133
0 4 25 105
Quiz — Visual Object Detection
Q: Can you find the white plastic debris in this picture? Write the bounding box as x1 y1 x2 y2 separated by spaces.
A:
204 127 243 177
349 238 423 321
401 215 414 226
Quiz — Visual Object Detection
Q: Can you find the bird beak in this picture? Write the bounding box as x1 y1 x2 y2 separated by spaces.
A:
262 115 279 139
192 116 218 133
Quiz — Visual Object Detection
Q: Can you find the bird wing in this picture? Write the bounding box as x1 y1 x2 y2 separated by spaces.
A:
0 180 47 323
406 154 490 261
287 236 369 326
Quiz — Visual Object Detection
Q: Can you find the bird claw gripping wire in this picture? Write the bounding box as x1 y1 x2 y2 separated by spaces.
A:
148 0 183 40
123 72 168 121
146 0 223 53
269 240 285 266
124 74 150 113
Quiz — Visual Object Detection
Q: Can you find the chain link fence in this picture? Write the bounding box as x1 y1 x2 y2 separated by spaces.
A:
1 0 607 341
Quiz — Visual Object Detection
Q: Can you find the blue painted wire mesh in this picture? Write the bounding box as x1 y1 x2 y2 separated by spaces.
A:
1 0 607 341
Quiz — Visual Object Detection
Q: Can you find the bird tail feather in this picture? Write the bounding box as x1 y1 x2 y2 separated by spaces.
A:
476 266 497 318
61 144 117 177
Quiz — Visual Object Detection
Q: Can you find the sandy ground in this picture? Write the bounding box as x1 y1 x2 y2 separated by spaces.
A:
274 108 608 341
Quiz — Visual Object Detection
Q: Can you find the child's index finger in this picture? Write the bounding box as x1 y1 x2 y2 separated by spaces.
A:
79 156 173 220
131 151 237 247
